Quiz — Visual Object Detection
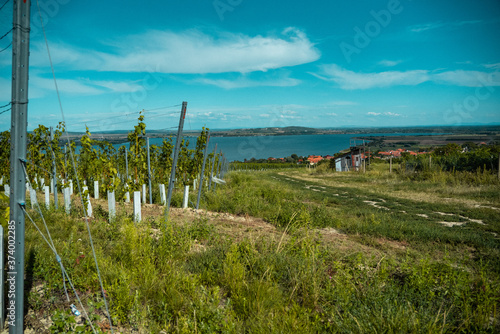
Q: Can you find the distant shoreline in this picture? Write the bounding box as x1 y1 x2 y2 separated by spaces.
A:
56 125 500 146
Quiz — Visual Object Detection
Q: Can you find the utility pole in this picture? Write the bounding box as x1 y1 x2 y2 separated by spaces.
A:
9 0 31 332
165 102 187 217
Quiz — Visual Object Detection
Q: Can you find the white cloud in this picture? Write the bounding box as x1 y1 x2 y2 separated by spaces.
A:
432 70 500 87
409 20 483 33
378 60 402 67
482 63 500 70
317 64 429 89
367 112 401 117
29 27 321 74
91 80 144 93
325 112 338 116
315 64 500 89
30 76 103 95
384 112 401 117
325 100 357 106
24 74 148 98
194 75 300 89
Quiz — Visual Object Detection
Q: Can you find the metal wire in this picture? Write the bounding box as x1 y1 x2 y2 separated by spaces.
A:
35 0 114 331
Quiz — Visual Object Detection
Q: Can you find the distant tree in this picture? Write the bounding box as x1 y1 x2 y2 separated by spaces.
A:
291 153 298 161
462 142 478 151
433 143 461 156
0 130 9 183
329 158 336 170
401 152 411 159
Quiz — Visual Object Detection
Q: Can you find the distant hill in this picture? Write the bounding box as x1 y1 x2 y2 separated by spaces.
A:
57 125 500 145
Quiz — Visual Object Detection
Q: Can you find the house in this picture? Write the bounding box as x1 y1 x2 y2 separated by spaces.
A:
308 155 323 165
335 147 362 171
377 148 425 159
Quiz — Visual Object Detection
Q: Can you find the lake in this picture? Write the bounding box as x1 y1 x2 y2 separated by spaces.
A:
122 133 439 162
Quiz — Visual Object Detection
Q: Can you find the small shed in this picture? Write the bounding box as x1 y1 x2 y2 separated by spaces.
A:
335 147 362 172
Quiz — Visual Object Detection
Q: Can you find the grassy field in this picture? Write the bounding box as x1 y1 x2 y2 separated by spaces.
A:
9 161 500 333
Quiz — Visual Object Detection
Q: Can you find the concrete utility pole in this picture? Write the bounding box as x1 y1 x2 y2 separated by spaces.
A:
9 0 31 332
165 102 187 217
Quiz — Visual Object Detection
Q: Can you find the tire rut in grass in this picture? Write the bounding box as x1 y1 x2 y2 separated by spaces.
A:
271 173 496 231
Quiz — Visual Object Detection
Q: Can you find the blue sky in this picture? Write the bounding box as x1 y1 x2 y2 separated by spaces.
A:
0 0 499 132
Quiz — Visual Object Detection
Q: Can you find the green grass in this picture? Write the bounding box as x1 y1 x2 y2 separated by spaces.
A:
12 165 500 332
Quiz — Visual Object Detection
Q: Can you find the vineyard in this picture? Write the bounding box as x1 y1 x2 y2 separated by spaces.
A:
1 0 499 332
0 151 499 332
0 113 222 215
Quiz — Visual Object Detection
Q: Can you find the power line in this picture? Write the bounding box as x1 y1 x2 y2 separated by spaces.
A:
0 0 10 12
0 102 10 109
35 0 113 330
0 108 10 115
12 23 30 33
66 109 143 127
0 42 10 52
0 27 12 40
144 104 182 112
64 104 182 128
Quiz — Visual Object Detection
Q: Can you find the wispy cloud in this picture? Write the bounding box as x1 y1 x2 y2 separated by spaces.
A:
378 60 402 67
26 74 146 97
315 64 500 89
367 112 401 117
324 100 357 106
91 80 144 93
432 70 500 87
30 76 103 95
28 27 321 74
483 63 500 69
384 112 401 117
315 64 429 89
409 20 483 33
194 75 300 89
